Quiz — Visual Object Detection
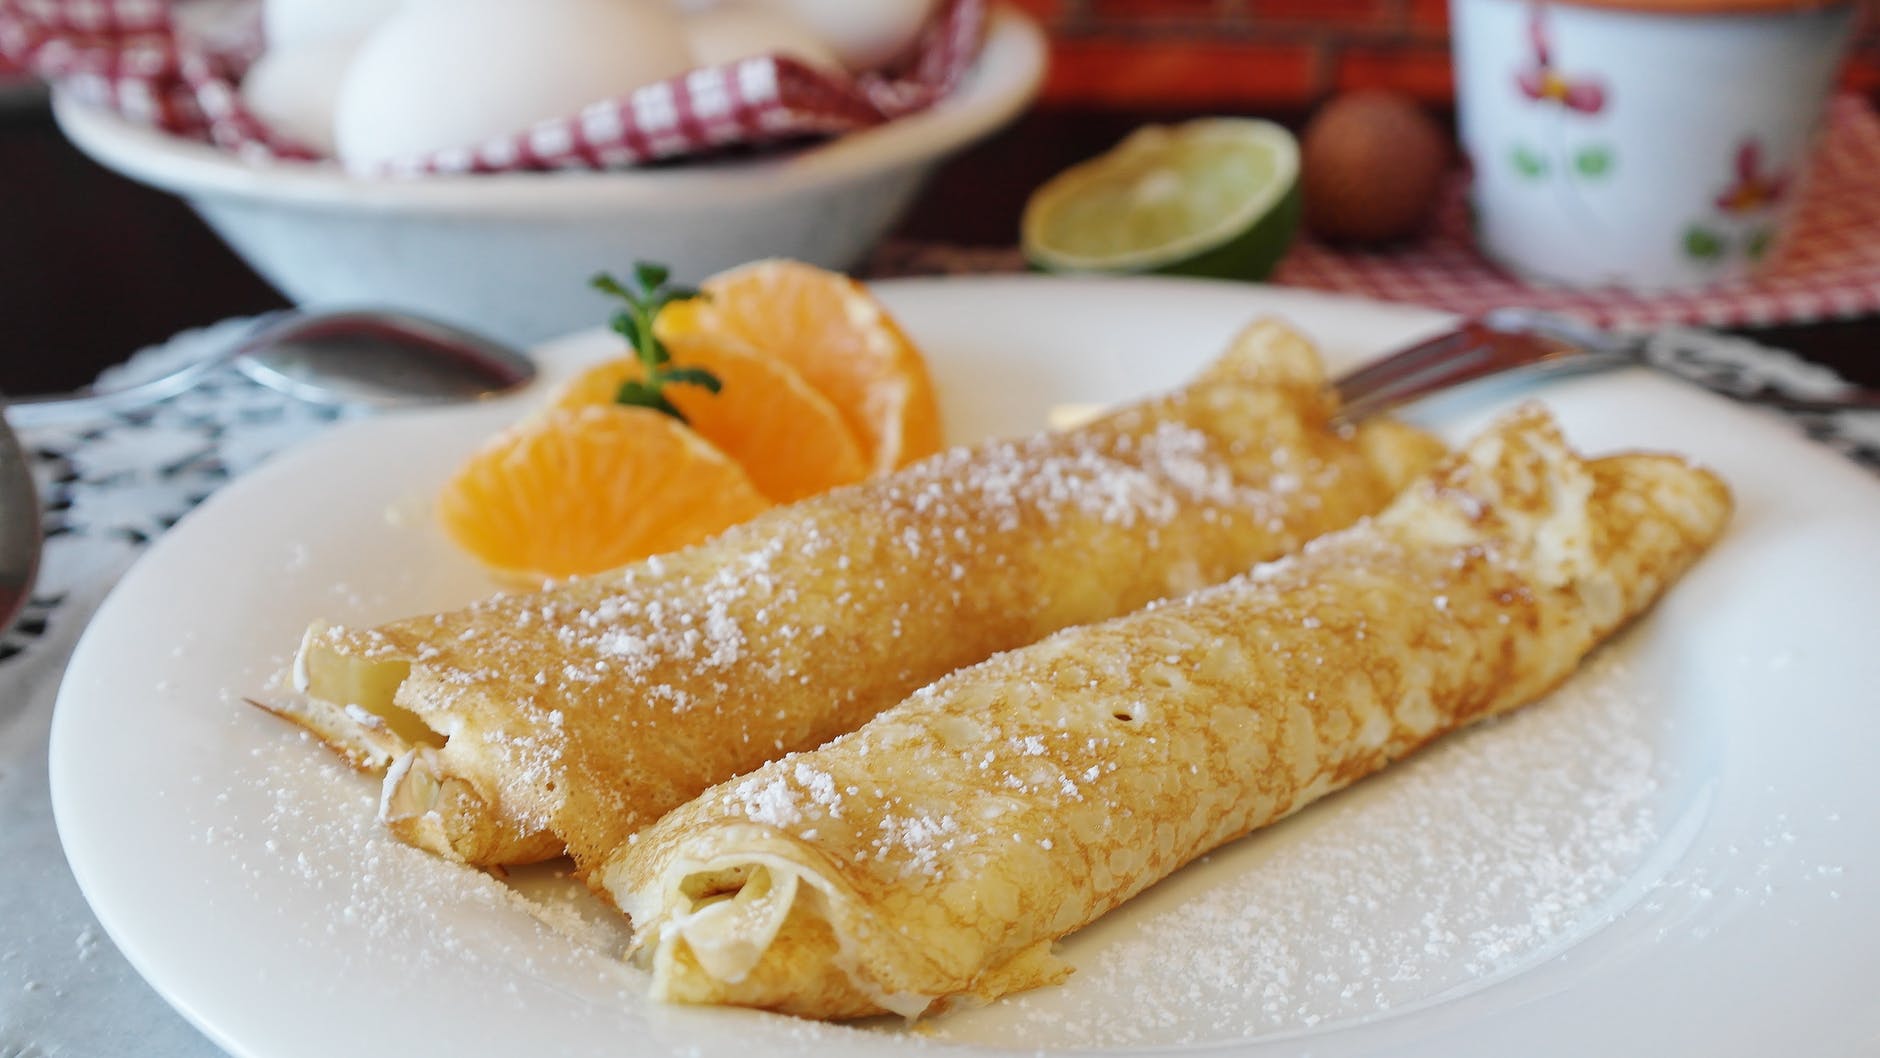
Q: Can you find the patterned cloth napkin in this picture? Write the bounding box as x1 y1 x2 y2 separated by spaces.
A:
0 0 984 172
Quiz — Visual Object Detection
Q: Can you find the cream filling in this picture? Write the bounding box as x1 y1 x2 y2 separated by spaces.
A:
293 622 442 751
625 850 939 1019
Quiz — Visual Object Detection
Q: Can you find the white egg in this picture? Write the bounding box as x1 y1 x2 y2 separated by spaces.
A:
749 0 938 73
263 0 402 51
684 3 841 73
240 35 364 155
334 0 695 169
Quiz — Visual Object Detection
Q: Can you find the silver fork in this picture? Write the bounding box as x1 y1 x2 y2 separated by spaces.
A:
1333 307 1880 422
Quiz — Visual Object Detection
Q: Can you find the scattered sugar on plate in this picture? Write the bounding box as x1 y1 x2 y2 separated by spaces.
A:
191 711 937 1055
210 626 1693 1049
916 650 1677 1049
198 716 642 1011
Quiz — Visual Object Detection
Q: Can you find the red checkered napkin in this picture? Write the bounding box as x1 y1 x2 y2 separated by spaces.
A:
0 0 986 172
1277 95 1880 332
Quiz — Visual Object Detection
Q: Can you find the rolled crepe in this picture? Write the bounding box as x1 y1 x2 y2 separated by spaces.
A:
604 405 1732 1020
260 320 1444 869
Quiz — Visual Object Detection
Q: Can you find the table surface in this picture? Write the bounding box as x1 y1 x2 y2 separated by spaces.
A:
1 96 1877 396
1 89 1876 1058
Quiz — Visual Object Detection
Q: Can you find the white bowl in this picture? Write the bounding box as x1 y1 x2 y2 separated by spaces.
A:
54 5 1046 346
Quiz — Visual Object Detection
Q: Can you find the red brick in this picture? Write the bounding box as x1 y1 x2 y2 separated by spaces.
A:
1844 52 1880 93
1088 0 1233 20
1405 0 1451 35
1331 40 1455 101
1041 38 1326 107
1249 0 1401 31
1004 0 1072 28
1007 0 1067 22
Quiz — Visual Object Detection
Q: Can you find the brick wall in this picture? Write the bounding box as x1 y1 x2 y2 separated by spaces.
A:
1006 0 1880 107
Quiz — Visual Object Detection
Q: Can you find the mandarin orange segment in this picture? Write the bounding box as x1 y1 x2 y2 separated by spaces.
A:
550 332 869 505
655 259 943 474
439 404 771 582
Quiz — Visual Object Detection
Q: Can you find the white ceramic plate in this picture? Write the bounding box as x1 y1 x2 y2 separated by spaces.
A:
50 278 1880 1057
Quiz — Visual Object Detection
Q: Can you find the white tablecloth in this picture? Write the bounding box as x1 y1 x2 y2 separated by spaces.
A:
0 318 1873 1057
2 318 344 1057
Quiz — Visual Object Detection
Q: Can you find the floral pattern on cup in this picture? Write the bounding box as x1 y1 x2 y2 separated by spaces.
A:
1508 6 1614 190
1684 139 1790 266
1715 141 1791 214
1515 6 1605 115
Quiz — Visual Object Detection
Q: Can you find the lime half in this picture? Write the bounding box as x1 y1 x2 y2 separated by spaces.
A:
1021 118 1301 281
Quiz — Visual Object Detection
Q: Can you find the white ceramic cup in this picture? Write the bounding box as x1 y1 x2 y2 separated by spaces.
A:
1450 0 1856 290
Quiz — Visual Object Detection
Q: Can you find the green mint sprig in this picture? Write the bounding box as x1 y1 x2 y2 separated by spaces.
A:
591 262 721 423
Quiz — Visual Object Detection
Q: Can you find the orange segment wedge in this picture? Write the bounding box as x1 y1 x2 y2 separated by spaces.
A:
439 404 770 582
655 259 943 474
550 331 869 505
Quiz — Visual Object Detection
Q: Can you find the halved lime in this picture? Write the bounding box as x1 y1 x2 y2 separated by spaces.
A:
1021 118 1301 281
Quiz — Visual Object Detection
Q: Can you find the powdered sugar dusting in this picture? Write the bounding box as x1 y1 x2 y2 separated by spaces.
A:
888 419 1271 536
916 650 1683 1048
200 709 897 1054
202 718 642 1006
874 812 964 877
734 773 808 829
718 754 856 830
310 397 1357 860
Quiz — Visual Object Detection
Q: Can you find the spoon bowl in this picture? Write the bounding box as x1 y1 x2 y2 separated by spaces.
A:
0 306 535 636
234 311 538 409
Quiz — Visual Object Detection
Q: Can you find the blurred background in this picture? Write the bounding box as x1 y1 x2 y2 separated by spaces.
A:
4 0 1880 394
1004 0 1880 107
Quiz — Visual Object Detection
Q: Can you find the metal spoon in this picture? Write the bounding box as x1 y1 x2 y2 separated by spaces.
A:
0 413 36 638
0 308 536 635
3 308 538 428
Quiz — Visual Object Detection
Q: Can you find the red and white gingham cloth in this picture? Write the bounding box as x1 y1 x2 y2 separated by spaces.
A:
0 0 985 173
1277 94 1880 332
869 97 1880 331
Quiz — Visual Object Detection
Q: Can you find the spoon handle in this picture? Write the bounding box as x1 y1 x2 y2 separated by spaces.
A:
0 314 285 429
4 354 232 427
0 414 39 635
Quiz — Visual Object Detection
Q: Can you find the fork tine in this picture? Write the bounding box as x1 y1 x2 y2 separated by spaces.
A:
1331 322 1488 401
1336 336 1545 422
1337 347 1506 417
1332 321 1513 421
1332 313 1634 423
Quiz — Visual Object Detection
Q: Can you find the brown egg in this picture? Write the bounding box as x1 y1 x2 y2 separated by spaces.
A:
1301 90 1451 245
